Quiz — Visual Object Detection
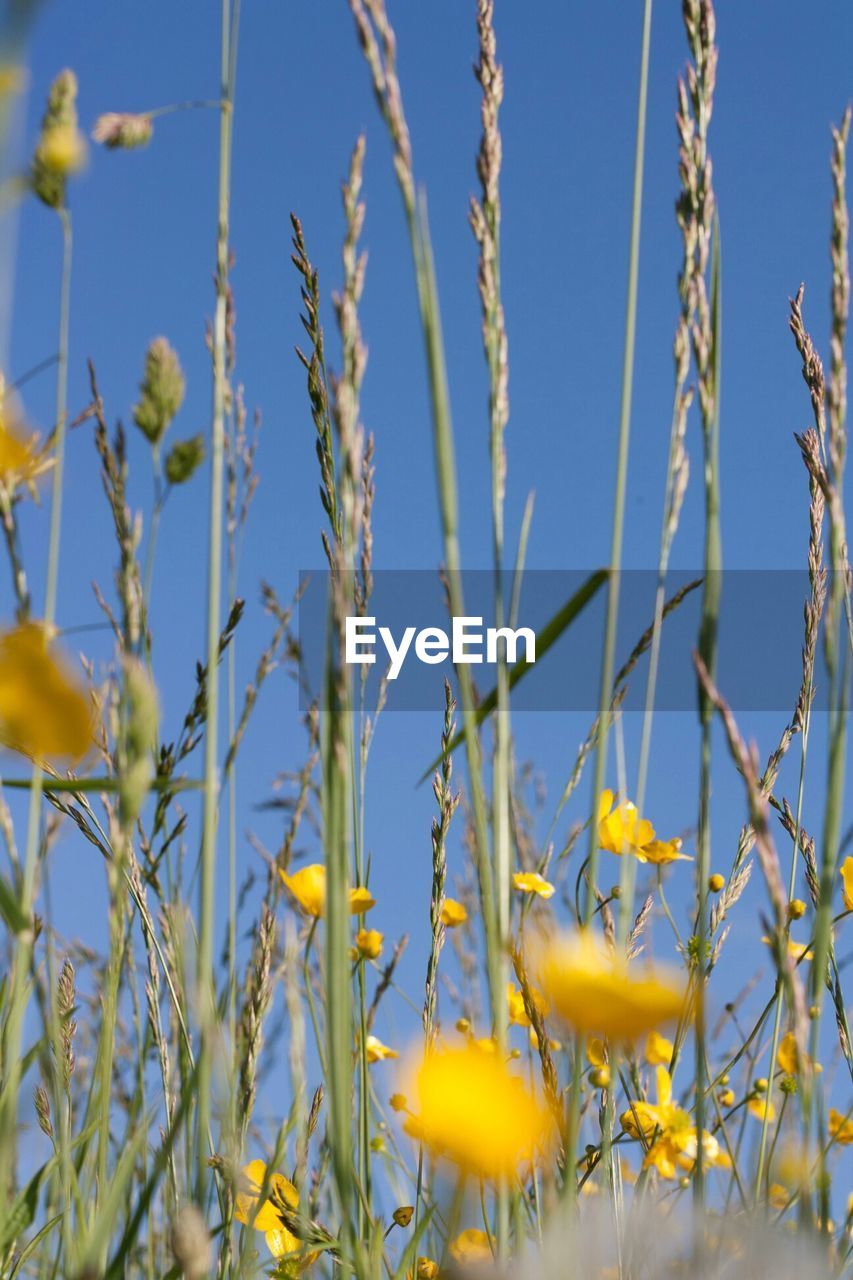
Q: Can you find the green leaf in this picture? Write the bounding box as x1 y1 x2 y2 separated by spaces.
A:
0 873 29 935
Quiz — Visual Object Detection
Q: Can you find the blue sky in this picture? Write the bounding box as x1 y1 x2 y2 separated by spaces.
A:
5 0 853 1191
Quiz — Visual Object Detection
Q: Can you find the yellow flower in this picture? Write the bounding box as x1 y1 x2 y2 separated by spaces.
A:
0 390 47 492
623 1068 729 1180
763 935 814 963
841 856 853 912
234 1160 316 1271
539 932 686 1041
390 1092 407 1112
776 1031 808 1076
718 1088 735 1108
768 1182 789 1211
440 898 468 927
747 1096 776 1123
279 864 375 918
586 1036 607 1067
37 123 87 175
365 1035 398 1063
0 623 92 763
415 1259 439 1280
393 1206 414 1228
449 1229 493 1264
638 839 691 865
507 981 547 1028
645 1030 673 1067
512 870 555 899
355 928 383 960
708 873 726 893
597 789 654 856
403 1043 551 1179
829 1108 853 1145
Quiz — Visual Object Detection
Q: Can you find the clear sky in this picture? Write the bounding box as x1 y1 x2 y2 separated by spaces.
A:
5 0 853 1182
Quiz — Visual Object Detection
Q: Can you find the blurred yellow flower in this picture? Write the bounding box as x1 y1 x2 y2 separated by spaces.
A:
763 935 814 963
365 1035 398 1063
841 856 853 912
355 927 383 960
0 389 46 491
586 1036 606 1067
768 1182 789 1211
775 1030 819 1077
829 1108 853 1145
0 623 92 763
708 872 726 893
415 1259 439 1280
449 1229 493 1264
440 898 468 927
234 1160 315 1271
390 1092 407 1112
279 864 375 918
403 1043 551 1179
747 1096 776 1123
645 1030 673 1067
512 870 554 899
539 932 685 1040
718 1088 735 1108
507 981 547 1028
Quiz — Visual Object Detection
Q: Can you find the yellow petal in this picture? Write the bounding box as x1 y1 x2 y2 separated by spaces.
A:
512 870 555 899
841 856 853 912
0 623 92 763
440 898 468 927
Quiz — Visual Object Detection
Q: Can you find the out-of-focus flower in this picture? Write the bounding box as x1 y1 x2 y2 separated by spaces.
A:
390 1092 407 1112
355 927 383 960
279 863 375 918
586 1037 606 1067
414 1259 439 1279
403 1043 551 1180
32 70 85 208
165 434 205 485
787 898 807 921
92 111 153 149
365 1035 398 1063
449 1229 493 1264
747 1095 776 1123
829 1108 853 1145
539 931 686 1041
133 337 185 446
718 1088 735 1108
455 1017 471 1034
645 1030 673 1067
841 856 853 912
0 387 47 491
507 981 547 1028
0 623 92 763
589 1064 611 1089
775 1031 818 1078
440 897 468 927
768 1182 790 1212
234 1160 316 1272
762 934 814 964
512 870 554 899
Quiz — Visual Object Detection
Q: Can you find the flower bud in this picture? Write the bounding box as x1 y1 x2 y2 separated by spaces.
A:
787 898 806 921
708 873 725 893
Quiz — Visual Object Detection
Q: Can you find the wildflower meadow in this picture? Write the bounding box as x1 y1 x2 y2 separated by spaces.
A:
0 1 852 1277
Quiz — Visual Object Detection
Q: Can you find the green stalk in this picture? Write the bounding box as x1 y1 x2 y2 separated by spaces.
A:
568 0 652 1197
693 221 722 1208
197 0 238 1204
0 204 72 1201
